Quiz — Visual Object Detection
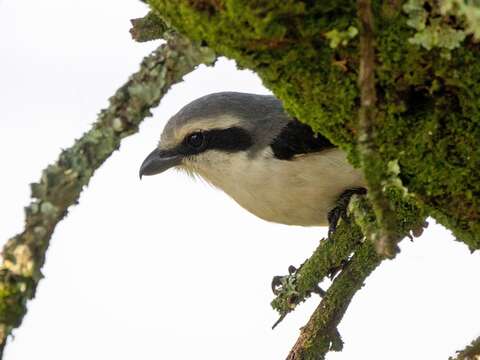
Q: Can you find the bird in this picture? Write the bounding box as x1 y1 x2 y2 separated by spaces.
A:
139 92 366 234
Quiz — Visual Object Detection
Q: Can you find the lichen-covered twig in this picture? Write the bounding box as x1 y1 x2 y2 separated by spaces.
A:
286 239 382 360
357 0 400 258
0 33 216 357
450 336 480 360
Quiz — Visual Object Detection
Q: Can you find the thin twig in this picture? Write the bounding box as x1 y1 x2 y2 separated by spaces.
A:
271 215 364 324
286 240 383 360
283 190 424 359
357 0 399 258
0 33 216 357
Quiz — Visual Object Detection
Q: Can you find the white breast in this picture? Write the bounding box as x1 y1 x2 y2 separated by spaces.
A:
184 147 366 226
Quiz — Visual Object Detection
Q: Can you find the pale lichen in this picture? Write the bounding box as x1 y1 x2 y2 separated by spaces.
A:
325 26 359 48
403 0 480 58
440 0 480 39
112 118 125 132
403 0 467 57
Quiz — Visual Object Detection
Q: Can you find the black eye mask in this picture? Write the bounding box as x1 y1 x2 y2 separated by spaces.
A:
178 127 253 156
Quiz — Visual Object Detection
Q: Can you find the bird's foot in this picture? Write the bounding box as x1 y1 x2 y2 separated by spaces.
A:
271 264 325 297
327 187 367 238
271 263 326 329
271 265 298 295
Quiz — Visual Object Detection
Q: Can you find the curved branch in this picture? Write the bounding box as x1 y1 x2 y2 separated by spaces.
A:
0 33 216 356
271 216 363 323
282 192 425 359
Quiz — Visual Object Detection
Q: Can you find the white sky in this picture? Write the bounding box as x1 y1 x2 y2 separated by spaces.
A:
0 1 479 359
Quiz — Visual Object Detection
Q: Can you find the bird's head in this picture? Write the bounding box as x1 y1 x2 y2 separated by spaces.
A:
139 92 290 179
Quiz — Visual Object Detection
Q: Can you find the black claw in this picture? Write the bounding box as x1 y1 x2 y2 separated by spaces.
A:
327 208 341 237
288 265 297 274
327 187 367 238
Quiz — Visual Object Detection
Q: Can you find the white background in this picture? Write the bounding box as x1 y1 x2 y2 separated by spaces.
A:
0 1 479 359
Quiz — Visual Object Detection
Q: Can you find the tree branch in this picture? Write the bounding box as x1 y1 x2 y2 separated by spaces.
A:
282 191 425 359
450 336 480 360
0 33 215 357
286 239 382 360
271 215 364 325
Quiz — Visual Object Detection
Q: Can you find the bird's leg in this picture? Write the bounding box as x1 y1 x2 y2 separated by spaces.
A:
271 262 326 329
327 187 367 238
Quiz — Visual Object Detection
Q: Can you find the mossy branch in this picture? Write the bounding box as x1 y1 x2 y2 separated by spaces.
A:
276 193 424 359
286 240 382 360
449 336 480 360
149 0 480 250
0 33 216 357
271 216 364 324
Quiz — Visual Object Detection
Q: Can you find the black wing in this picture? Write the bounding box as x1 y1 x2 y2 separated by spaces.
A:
270 119 335 160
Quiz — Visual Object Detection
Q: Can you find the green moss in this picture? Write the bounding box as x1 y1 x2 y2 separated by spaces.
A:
0 274 31 327
291 237 383 359
271 189 424 317
325 26 359 49
148 0 480 249
270 217 363 316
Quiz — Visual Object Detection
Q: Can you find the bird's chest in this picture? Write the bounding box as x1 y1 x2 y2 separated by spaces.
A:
192 149 362 226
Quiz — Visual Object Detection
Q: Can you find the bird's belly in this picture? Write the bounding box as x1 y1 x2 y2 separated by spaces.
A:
234 187 333 226
202 149 366 227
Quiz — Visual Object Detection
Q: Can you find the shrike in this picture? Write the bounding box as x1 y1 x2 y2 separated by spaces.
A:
140 92 366 234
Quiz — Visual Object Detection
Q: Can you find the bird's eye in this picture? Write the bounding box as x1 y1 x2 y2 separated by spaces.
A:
186 132 205 149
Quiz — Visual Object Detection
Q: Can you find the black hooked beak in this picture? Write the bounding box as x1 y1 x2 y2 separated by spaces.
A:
139 148 182 179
